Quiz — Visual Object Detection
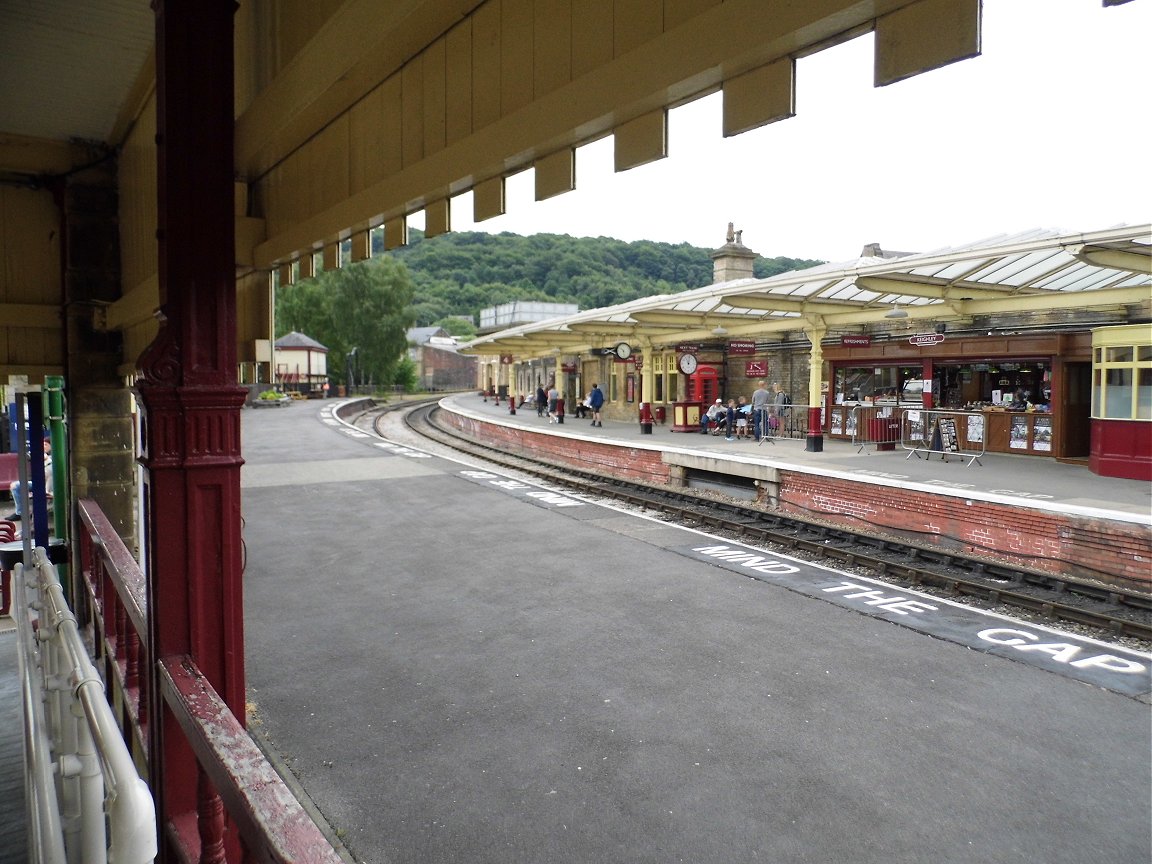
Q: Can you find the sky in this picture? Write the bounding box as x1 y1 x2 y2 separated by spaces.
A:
435 0 1151 263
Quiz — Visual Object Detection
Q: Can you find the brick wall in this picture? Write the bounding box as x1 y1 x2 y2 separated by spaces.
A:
778 474 1149 587
444 412 1151 588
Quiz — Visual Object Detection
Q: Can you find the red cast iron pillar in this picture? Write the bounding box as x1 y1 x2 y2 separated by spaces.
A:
137 0 246 849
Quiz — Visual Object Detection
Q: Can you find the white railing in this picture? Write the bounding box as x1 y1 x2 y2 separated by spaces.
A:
14 545 157 864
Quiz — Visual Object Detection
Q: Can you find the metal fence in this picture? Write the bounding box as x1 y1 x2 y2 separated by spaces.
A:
841 404 903 453
899 408 987 467
754 404 812 443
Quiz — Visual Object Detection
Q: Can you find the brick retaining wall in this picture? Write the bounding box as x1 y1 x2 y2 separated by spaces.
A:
441 411 1151 588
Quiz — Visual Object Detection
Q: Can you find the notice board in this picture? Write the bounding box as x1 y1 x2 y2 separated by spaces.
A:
932 417 959 453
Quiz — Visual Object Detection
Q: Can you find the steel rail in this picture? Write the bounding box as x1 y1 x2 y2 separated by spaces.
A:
370 403 1152 644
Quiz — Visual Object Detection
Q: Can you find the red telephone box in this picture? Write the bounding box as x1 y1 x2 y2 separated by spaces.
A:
686 366 719 404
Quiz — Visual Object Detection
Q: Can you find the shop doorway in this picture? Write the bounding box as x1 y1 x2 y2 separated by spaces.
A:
1061 362 1091 458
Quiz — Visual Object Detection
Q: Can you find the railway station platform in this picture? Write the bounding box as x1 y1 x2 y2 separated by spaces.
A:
434 392 1152 586
1 399 1148 864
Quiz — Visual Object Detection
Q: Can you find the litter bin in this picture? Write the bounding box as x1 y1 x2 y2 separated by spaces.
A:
639 402 654 435
869 417 900 451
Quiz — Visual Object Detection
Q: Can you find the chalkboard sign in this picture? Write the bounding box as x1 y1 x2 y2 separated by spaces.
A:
932 417 959 452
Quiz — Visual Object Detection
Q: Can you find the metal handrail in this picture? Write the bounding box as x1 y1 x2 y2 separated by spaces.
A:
15 545 157 864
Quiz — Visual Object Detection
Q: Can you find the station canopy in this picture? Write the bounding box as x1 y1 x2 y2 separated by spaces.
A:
461 225 1151 357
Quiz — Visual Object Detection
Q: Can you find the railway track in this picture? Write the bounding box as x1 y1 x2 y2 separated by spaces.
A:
364 399 1152 647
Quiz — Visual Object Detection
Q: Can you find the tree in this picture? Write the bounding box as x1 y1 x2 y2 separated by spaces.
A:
436 317 477 339
276 257 416 385
392 357 418 392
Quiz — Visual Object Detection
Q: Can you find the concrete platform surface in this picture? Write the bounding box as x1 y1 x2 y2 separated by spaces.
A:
239 403 1151 864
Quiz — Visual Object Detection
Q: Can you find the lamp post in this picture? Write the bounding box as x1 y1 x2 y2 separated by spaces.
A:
347 346 358 394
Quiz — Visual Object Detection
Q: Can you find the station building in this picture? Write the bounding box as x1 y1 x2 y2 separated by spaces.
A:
463 225 1152 480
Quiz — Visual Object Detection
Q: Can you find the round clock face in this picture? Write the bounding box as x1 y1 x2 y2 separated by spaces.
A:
678 353 698 374
614 342 632 360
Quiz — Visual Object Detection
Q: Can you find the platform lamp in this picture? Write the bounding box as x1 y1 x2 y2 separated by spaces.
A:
884 302 908 319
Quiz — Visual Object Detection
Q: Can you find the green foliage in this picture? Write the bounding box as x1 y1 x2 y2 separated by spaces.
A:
391 357 419 392
382 230 822 326
277 257 416 385
436 317 477 338
281 231 825 355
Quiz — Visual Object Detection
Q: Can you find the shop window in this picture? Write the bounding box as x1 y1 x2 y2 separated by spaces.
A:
833 365 920 405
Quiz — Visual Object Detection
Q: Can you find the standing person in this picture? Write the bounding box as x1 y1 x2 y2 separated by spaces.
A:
768 382 789 436
535 384 547 417
724 399 737 442
589 382 605 427
6 436 51 522
751 379 770 441
546 382 560 423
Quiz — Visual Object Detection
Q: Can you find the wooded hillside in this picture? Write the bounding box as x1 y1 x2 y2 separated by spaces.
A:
380 231 823 329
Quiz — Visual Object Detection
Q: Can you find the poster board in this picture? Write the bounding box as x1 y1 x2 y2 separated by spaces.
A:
1032 417 1052 452
1009 415 1029 449
931 417 960 453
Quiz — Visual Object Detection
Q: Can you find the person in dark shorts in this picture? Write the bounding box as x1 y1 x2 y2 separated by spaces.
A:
589 383 605 427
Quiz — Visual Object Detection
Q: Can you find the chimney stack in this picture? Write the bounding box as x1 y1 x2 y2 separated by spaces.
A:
710 222 757 284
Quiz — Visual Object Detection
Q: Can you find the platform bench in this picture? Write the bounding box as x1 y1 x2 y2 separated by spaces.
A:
0 453 17 493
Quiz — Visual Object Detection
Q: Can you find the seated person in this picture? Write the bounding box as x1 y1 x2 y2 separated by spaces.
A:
6 437 52 522
699 399 727 434
574 392 592 419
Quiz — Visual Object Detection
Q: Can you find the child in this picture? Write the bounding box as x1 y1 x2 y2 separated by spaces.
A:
724 399 737 442
735 396 750 439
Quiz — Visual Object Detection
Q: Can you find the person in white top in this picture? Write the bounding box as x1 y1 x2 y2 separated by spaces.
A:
699 399 726 435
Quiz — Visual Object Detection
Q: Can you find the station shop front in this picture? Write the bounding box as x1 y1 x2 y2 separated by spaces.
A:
823 331 1092 461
